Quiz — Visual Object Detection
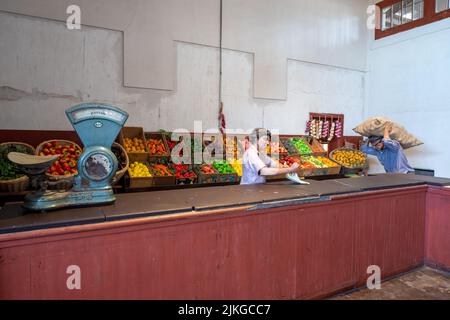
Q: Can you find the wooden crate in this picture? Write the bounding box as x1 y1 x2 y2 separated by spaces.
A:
281 136 314 156
194 164 221 184
119 127 148 163
216 172 239 184
145 132 170 161
128 163 153 189
147 164 176 187
151 175 176 187
169 163 198 185
306 137 327 156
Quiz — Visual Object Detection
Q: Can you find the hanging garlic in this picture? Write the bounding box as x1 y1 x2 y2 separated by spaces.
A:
328 121 336 141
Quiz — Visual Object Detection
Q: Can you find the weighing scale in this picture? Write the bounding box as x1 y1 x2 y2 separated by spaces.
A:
8 103 129 211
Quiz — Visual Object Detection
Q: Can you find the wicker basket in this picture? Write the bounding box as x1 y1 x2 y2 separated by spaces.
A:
111 142 129 185
36 139 82 190
329 147 368 174
0 142 35 192
0 175 29 192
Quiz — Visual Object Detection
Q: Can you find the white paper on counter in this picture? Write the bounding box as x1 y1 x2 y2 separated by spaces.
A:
286 173 310 185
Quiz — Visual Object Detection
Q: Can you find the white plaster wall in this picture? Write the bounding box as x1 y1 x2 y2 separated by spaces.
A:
366 18 450 177
0 10 366 138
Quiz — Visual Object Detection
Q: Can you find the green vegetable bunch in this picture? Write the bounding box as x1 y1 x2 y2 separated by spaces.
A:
291 138 312 154
0 144 31 181
212 160 235 174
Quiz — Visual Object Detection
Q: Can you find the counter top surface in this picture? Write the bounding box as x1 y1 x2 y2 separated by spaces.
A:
0 174 448 234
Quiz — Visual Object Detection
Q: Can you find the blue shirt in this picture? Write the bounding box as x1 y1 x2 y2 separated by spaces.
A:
361 139 414 174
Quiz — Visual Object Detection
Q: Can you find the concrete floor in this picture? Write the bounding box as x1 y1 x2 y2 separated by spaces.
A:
331 267 450 300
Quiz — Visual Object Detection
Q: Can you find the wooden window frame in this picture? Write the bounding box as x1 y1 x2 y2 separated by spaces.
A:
376 0 450 39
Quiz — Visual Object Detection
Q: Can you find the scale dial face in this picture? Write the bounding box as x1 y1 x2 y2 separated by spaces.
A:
83 152 114 181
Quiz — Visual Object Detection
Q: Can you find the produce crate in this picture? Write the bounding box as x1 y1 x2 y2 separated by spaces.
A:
302 156 342 176
216 172 239 183
297 159 316 177
119 127 148 163
212 160 239 183
305 137 327 156
267 140 289 158
147 163 176 187
280 137 298 155
194 164 221 184
128 163 153 189
129 176 154 189
191 135 204 164
164 132 192 163
169 163 197 185
268 155 301 180
281 137 313 156
145 132 170 161
150 175 176 187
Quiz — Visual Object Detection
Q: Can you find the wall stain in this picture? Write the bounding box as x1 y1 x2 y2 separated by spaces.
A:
0 86 82 102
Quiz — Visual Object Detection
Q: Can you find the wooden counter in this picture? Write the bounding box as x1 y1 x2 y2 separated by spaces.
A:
0 174 449 299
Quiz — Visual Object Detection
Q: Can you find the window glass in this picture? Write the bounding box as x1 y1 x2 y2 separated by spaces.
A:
382 6 393 30
436 0 449 13
413 0 424 20
393 2 402 26
402 0 413 23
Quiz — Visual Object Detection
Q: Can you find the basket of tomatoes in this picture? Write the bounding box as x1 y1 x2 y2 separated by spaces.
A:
36 140 82 190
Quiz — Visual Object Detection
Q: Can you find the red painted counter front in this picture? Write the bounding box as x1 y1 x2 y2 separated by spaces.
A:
0 185 448 299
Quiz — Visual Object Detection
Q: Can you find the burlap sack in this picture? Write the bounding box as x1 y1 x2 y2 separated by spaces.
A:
353 116 423 149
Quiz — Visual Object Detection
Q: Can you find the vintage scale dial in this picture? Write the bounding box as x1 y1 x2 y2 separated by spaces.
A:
82 152 115 181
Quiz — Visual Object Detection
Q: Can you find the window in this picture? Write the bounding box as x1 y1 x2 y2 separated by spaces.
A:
382 7 393 30
380 0 424 31
376 0 450 39
413 0 424 19
436 0 450 12
402 0 414 23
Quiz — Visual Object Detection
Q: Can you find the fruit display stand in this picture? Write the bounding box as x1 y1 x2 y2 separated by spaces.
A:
119 127 148 163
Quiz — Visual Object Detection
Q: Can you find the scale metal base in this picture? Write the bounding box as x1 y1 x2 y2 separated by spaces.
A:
23 187 115 211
